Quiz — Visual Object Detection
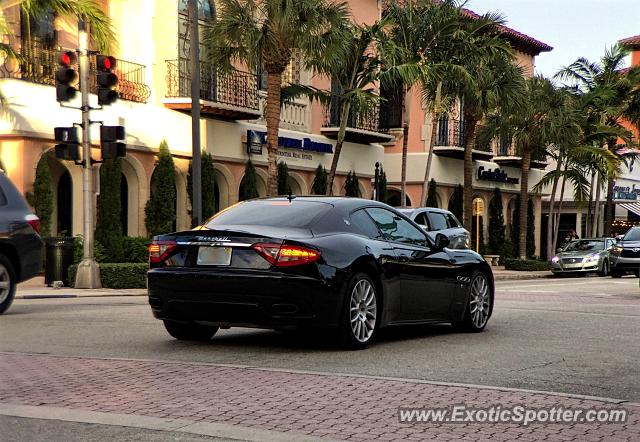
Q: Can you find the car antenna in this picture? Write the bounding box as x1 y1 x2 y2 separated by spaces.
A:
287 193 296 202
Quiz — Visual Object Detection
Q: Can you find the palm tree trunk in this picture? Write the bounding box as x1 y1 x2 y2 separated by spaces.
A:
603 140 617 237
552 172 568 253
400 87 411 207
592 172 602 237
462 117 477 232
265 70 284 197
327 102 351 196
519 149 531 259
420 112 439 206
585 172 595 238
545 156 563 260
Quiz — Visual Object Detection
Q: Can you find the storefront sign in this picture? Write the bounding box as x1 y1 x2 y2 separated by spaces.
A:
613 183 640 201
477 167 519 184
246 130 333 155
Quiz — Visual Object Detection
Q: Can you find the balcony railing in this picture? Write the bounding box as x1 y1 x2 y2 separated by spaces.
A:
323 104 382 134
0 42 151 103
165 59 259 112
434 118 464 146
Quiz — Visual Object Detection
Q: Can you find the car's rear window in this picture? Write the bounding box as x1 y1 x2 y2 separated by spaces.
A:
205 200 333 229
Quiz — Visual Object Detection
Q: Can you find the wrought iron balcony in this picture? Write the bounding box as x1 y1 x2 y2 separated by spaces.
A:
432 118 493 161
321 103 393 144
0 42 151 103
493 139 547 169
165 59 260 120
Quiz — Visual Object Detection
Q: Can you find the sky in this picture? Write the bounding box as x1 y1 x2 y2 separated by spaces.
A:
467 0 640 78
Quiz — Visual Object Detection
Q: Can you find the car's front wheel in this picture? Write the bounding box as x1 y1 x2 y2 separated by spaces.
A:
163 320 218 341
455 272 492 332
340 273 379 349
610 267 623 278
0 255 16 315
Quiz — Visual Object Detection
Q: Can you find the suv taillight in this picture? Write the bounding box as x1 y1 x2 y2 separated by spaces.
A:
149 240 177 263
25 214 41 234
252 243 321 267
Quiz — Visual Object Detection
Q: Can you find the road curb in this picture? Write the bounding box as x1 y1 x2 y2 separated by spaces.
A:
493 273 553 281
0 403 337 442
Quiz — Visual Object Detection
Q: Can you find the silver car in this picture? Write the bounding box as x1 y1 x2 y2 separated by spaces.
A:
550 238 616 277
397 208 470 249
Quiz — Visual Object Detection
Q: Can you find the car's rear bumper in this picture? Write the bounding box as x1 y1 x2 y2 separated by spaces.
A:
147 267 342 329
14 234 43 282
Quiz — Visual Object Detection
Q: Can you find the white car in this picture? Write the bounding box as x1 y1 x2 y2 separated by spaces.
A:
396 207 470 249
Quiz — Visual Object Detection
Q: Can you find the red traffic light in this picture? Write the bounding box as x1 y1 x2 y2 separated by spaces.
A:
96 55 117 71
58 51 77 67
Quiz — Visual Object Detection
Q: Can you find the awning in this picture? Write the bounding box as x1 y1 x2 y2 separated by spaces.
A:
618 202 640 217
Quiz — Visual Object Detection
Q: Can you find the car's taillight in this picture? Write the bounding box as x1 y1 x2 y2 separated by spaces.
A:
149 240 177 263
25 214 41 234
252 243 320 267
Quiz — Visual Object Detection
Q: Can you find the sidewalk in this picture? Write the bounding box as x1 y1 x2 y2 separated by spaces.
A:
16 269 551 299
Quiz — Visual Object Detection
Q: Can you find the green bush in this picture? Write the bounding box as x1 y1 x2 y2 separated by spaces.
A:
73 236 107 264
277 161 291 195
311 164 328 195
28 154 54 237
344 170 361 197
448 185 463 222
121 237 150 263
426 179 438 207
145 140 177 237
68 263 148 289
504 258 550 272
239 160 259 201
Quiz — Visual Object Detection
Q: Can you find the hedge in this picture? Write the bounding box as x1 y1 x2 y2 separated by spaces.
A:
504 258 550 272
68 263 148 289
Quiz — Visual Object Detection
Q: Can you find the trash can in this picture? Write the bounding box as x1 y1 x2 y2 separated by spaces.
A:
44 237 75 287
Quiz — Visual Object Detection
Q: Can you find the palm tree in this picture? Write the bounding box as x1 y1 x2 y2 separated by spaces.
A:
282 19 386 195
19 0 115 52
204 0 349 196
555 45 640 236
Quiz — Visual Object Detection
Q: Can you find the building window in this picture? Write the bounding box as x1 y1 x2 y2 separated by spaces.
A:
379 83 403 129
178 0 215 64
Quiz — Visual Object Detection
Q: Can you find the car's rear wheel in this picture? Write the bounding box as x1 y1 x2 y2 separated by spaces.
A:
340 273 378 349
455 272 491 332
163 320 218 341
0 255 16 315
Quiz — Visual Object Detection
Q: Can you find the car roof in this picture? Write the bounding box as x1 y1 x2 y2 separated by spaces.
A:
396 207 453 215
253 196 392 210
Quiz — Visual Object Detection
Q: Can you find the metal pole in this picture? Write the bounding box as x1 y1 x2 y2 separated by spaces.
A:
374 162 380 201
74 18 101 289
189 0 202 227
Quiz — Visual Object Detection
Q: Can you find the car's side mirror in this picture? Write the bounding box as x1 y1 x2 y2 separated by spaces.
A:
434 233 449 250
556 248 563 254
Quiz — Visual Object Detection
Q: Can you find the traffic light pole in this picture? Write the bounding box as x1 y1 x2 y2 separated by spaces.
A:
74 18 101 289
189 0 202 227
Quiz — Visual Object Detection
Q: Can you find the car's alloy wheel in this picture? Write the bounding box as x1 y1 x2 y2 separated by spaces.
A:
350 278 377 343
455 272 491 332
0 256 16 314
340 273 378 349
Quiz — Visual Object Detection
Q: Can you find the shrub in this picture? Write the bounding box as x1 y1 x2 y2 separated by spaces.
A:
239 160 259 201
95 158 123 262
504 258 550 272
311 164 328 195
121 237 150 263
277 161 291 195
488 188 505 255
29 154 54 237
187 151 217 220
426 179 438 207
68 263 148 289
344 170 361 197
145 140 176 237
73 236 107 264
448 185 463 221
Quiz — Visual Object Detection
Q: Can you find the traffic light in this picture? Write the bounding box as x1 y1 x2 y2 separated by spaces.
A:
100 125 126 159
54 127 80 161
96 55 118 106
56 51 77 102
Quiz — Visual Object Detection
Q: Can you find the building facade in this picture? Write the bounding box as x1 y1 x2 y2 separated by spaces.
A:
0 0 552 255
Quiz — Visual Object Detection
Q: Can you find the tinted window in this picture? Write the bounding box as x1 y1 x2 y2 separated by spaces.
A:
427 212 448 231
623 228 640 241
206 200 332 228
446 214 460 228
0 187 6 206
366 208 426 245
350 209 382 239
564 240 604 251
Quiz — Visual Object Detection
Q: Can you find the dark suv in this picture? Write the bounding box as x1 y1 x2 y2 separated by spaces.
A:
0 171 43 313
610 227 640 278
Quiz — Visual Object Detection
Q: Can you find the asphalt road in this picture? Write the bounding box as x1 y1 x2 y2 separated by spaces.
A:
2 276 639 401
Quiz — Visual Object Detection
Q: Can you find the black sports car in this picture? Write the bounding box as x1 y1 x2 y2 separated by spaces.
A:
147 197 494 348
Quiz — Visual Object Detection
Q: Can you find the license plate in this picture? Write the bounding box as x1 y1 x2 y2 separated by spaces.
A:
197 247 232 266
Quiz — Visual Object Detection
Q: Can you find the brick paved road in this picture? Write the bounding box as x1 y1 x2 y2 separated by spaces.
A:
1 352 637 441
